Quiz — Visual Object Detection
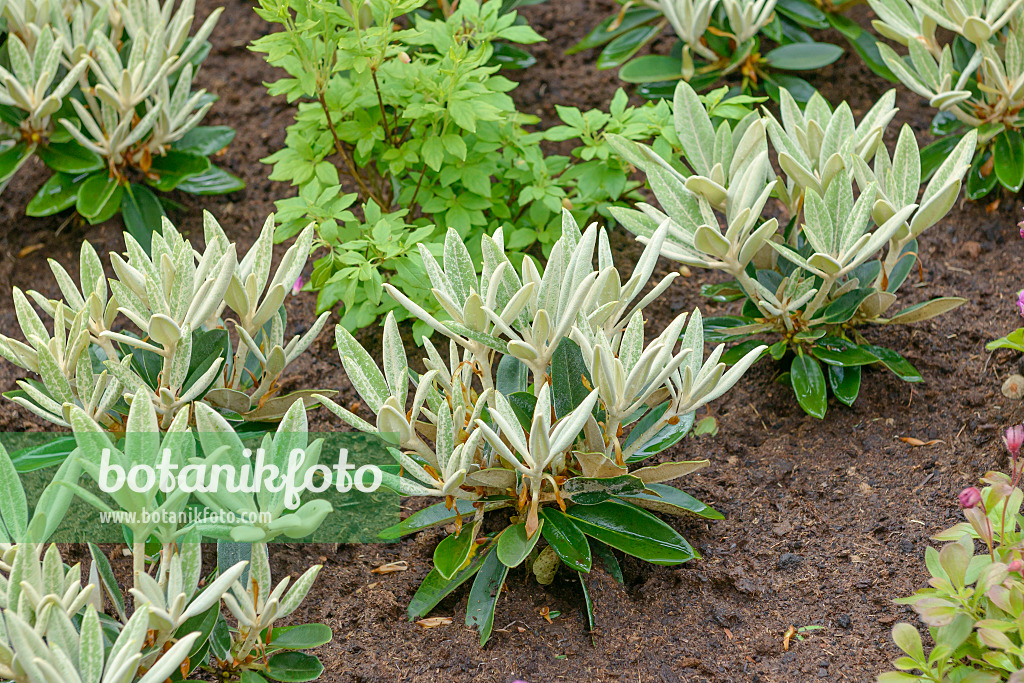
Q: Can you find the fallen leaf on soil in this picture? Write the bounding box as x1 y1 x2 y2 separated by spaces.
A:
858 482 873 494
724 628 733 640
17 244 44 258
416 617 452 628
897 437 944 447
783 625 796 651
371 561 409 574
540 606 553 624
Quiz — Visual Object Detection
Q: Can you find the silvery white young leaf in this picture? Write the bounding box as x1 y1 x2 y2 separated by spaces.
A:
891 125 922 208
136 632 201 683
0 441 27 541
278 564 321 618
335 324 389 412
673 80 716 176
79 606 105 683
443 228 477 306
382 312 408 406
921 129 976 204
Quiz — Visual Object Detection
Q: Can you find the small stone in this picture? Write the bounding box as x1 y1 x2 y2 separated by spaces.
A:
962 240 981 259
778 553 803 569
837 614 852 629
1003 374 1024 399
898 539 914 554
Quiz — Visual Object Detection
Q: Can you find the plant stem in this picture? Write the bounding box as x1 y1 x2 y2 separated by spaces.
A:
371 69 393 144
317 92 385 206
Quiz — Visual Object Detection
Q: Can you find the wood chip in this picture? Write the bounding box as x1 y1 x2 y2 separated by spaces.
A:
371 560 409 574
416 616 452 628
897 436 944 447
17 244 44 258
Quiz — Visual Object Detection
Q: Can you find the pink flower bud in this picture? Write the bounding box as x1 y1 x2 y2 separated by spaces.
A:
1009 559 1023 573
1005 425 1024 458
398 51 411 64
959 486 982 509
1018 291 1024 318
292 275 306 296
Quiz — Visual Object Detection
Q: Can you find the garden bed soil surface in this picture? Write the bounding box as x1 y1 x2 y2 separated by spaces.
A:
0 1 1021 681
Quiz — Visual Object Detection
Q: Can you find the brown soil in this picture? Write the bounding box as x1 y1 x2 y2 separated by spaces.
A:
0 1 1021 681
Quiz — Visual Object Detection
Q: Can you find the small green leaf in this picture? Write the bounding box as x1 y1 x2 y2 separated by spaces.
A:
921 136 964 181
76 173 122 220
496 521 543 568
790 353 827 418
147 151 211 192
433 522 478 579
861 345 923 383
994 130 1024 192
827 364 861 406
596 25 662 70
268 623 333 649
121 183 166 253
579 571 595 634
26 172 83 216
567 8 662 53
265 651 324 682
88 543 127 621
966 149 998 200
812 288 872 324
0 142 31 183
36 140 103 173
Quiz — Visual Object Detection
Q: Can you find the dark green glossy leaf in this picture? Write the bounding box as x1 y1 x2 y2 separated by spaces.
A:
827 364 861 407
722 339 769 365
563 475 646 505
268 623 333 650
495 354 528 396
551 338 597 419
813 288 872 324
539 507 591 572
568 8 662 54
763 42 843 70
994 130 1024 192
496 521 543 568
490 42 536 69
183 328 230 395
7 434 76 472
241 671 269 683
174 603 219 660
36 140 103 173
466 544 510 646
886 240 918 293
776 0 828 28
378 499 477 540
434 522 478 579
26 171 84 216
619 55 682 83
507 391 538 431
579 571 595 634
171 125 235 156
265 651 324 682
0 142 32 183
175 165 245 195
75 173 121 220
810 337 880 367
147 150 210 192
861 345 923 383
763 73 816 103
930 112 964 138
828 13 896 82
619 483 724 520
623 406 693 463
967 149 998 200
565 499 696 565
122 183 166 253
703 316 756 342
407 544 492 620
596 25 662 70
209 612 231 660
790 353 827 418
700 281 746 302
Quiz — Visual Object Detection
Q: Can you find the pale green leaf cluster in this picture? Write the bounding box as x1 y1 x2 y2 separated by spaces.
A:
316 211 763 523
646 0 776 72
222 542 320 662
0 541 239 683
608 81 973 327
0 211 328 429
1 0 222 161
869 0 1024 138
